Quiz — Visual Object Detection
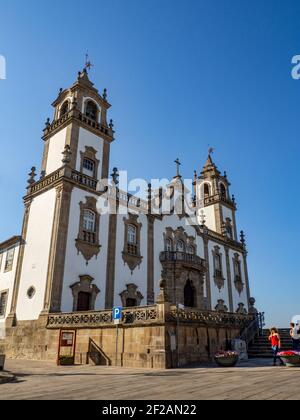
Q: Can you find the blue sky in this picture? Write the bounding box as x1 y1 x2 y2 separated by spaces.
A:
0 0 299 327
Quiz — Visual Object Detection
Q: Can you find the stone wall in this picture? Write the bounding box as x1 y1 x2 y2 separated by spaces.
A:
3 305 251 369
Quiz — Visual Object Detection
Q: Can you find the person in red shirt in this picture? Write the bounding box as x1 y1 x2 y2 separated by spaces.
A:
269 328 284 366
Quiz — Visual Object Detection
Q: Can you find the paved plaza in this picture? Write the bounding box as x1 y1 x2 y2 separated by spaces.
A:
0 359 300 400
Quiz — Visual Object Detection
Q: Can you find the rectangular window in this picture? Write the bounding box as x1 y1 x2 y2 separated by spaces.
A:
0 291 8 317
82 158 95 177
4 248 15 272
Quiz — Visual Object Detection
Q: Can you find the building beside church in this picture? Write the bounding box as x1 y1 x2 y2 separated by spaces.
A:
0 69 258 368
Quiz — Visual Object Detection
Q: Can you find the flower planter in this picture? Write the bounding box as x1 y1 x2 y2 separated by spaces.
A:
59 356 75 366
279 353 300 367
214 351 239 367
214 356 239 367
0 354 5 371
280 356 300 367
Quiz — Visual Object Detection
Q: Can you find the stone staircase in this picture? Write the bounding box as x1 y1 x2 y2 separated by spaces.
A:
248 329 293 358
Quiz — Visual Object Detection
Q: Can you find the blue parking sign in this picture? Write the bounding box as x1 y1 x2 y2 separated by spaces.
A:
113 307 123 321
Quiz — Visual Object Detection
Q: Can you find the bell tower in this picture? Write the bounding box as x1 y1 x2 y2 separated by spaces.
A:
8 69 115 323
41 68 115 181
194 155 238 240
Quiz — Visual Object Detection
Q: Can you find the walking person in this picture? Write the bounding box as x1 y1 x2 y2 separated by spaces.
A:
290 323 300 351
269 328 284 366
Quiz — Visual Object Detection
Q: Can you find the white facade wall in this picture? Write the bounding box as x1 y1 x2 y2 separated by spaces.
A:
113 206 148 307
61 189 109 312
0 244 20 327
76 128 104 179
16 190 56 321
45 128 67 175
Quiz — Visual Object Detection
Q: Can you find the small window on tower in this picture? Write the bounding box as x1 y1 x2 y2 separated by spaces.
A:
220 183 227 199
127 225 137 245
204 183 211 198
85 101 98 121
165 239 173 252
82 158 95 177
60 101 69 118
176 240 185 253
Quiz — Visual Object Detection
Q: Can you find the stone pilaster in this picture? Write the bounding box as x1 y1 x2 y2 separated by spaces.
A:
242 251 251 307
105 193 118 309
147 215 155 305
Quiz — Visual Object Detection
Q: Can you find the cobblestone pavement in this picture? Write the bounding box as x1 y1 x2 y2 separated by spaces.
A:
1 359 299 400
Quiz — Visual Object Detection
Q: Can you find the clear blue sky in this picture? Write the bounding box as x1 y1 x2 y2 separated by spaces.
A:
0 0 299 327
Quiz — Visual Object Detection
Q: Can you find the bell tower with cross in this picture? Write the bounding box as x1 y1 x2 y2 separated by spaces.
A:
8 67 116 323
194 150 238 239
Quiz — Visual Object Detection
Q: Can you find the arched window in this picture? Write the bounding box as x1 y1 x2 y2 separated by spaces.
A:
165 239 173 252
204 183 211 198
82 158 95 177
85 100 98 121
176 240 185 253
127 225 137 245
83 210 96 232
187 246 195 255
220 183 227 198
184 280 195 308
60 101 69 118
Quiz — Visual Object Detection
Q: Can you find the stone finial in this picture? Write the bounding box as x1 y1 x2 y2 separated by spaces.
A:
109 119 114 130
232 194 236 204
111 167 119 186
156 278 168 304
45 118 51 128
200 210 206 227
224 171 227 179
62 145 72 165
249 297 258 315
27 167 37 185
240 230 246 247
40 170 46 179
194 170 198 181
59 88 63 95
103 88 107 101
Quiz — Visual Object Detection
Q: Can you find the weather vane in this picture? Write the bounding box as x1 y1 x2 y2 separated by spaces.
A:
85 53 94 72
208 146 215 156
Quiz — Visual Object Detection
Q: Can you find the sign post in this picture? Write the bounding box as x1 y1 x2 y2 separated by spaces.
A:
113 307 123 367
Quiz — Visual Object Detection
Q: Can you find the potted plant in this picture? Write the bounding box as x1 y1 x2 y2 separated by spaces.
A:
58 355 75 366
278 351 300 367
214 351 239 367
0 354 5 371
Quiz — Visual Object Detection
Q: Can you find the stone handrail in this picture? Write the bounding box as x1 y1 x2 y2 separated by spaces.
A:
167 306 254 329
47 305 160 329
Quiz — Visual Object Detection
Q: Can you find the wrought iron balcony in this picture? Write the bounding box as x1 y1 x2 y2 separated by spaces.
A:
160 251 206 269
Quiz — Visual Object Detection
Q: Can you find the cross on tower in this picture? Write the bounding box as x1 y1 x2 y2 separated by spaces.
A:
111 167 119 186
174 158 181 177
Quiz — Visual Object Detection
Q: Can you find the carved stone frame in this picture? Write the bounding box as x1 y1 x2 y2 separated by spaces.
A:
233 253 244 296
120 284 144 307
80 146 100 179
212 245 225 291
122 213 143 273
70 275 100 311
76 196 101 264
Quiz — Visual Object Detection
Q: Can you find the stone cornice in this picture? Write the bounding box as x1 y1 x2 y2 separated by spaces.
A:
25 166 101 200
42 109 114 143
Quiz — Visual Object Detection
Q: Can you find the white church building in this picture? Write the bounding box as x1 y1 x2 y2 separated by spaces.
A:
0 70 257 366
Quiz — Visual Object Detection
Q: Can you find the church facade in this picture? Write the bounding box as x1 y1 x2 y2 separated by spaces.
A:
0 70 257 368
